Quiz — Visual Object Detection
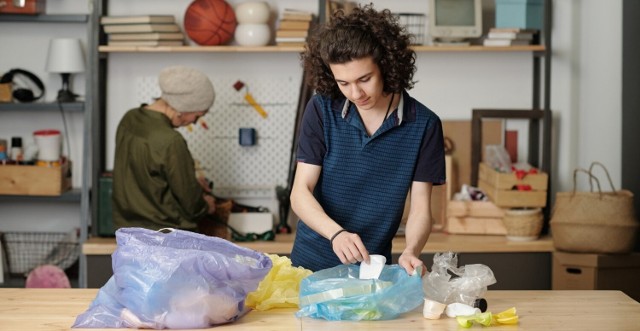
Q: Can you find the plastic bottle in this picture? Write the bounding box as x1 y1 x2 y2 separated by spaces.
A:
10 136 23 163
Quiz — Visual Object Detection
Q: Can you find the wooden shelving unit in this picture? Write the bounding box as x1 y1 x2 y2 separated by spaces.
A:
98 44 545 53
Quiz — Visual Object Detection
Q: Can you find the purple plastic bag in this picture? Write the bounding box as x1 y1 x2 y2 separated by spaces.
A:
73 228 272 329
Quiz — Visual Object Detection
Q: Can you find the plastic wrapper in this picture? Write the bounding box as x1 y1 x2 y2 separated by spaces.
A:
245 254 312 310
296 264 423 321
423 252 496 306
72 227 272 329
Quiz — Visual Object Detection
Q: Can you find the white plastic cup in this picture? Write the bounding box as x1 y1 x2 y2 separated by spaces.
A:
423 298 446 319
33 129 61 161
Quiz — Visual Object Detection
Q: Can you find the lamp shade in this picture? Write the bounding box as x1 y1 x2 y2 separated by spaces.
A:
45 38 85 73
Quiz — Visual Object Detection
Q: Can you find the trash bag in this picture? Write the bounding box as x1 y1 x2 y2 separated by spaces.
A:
72 228 272 329
245 254 312 311
296 264 423 321
423 252 496 306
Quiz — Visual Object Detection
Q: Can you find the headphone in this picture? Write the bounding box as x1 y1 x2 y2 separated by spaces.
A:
0 68 45 103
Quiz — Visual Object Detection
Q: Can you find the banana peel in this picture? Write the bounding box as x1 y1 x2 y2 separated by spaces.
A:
455 307 519 328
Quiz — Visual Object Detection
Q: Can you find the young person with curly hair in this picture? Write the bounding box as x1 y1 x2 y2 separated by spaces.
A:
290 5 446 275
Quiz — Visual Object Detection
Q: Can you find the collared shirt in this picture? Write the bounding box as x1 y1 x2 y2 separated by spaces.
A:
112 106 208 231
291 91 445 271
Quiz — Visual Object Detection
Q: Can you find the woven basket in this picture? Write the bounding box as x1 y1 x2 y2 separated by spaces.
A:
502 208 543 241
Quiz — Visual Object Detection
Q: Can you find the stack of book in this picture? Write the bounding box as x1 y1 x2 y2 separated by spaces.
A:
275 9 314 46
101 15 185 47
482 28 538 47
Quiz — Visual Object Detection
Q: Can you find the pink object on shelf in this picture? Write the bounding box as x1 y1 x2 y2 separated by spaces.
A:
25 264 71 288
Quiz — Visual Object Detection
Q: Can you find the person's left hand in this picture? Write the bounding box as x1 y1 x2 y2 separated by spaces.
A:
398 251 426 276
198 176 212 193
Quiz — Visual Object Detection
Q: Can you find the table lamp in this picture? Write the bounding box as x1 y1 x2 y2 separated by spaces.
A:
45 38 85 102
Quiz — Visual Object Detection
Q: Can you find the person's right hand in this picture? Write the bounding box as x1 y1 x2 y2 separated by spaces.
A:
331 231 370 265
203 194 216 214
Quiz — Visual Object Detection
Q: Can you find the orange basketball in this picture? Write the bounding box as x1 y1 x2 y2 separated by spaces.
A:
184 0 237 46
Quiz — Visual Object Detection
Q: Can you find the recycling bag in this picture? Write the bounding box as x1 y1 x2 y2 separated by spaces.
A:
72 227 272 329
296 264 423 321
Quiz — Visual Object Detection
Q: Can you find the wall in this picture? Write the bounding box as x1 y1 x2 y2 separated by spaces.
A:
0 0 625 232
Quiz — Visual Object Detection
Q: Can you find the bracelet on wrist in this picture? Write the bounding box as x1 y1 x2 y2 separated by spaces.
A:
330 229 348 246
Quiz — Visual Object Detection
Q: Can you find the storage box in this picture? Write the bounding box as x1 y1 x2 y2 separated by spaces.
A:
0 162 71 196
495 0 544 30
478 162 547 208
446 200 507 235
0 0 46 14
552 252 640 302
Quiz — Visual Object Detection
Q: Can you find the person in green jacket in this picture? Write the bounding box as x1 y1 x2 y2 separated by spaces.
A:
112 65 216 231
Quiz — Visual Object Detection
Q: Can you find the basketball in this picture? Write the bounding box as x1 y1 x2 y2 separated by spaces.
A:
184 0 237 46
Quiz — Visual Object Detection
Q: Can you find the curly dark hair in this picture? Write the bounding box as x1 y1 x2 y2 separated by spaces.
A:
301 4 416 99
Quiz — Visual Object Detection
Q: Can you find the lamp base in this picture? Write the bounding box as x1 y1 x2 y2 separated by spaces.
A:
56 89 78 103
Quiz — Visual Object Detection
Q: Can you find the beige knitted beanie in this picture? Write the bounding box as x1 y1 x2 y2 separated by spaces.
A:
158 66 215 112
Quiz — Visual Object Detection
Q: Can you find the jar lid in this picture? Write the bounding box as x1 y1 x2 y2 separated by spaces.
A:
11 136 22 147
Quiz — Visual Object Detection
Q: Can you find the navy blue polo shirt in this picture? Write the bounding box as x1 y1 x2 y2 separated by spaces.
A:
290 90 445 271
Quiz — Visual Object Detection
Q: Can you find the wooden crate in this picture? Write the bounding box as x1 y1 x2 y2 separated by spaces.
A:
445 200 507 235
0 162 71 196
478 163 547 208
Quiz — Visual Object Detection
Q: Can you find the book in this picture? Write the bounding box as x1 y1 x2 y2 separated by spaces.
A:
278 20 311 30
103 23 181 34
483 38 531 47
109 32 185 41
487 31 534 40
100 15 175 25
275 29 308 38
282 9 313 21
489 27 538 33
107 40 184 47
275 36 307 43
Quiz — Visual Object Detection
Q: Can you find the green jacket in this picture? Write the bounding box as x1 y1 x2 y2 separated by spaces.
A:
112 106 208 231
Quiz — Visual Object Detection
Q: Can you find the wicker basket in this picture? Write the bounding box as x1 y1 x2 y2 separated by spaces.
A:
502 208 543 241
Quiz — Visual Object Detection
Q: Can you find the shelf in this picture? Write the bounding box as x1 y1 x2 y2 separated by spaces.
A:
0 14 88 23
0 102 84 112
0 188 81 202
99 44 545 53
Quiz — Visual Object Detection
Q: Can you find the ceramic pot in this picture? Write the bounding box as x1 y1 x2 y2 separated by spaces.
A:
235 1 270 24
235 23 271 46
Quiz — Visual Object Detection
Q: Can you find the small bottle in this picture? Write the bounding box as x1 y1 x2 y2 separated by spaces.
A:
0 143 8 165
10 136 23 163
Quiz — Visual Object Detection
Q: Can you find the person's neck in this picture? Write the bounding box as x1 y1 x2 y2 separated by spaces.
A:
146 99 177 120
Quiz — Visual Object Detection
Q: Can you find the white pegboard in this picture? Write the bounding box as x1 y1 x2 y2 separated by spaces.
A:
136 75 300 198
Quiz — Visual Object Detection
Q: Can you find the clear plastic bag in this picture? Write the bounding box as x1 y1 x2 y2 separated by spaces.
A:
296 264 423 321
423 252 496 306
72 228 272 329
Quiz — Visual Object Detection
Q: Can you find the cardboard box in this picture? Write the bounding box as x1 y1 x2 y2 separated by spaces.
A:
552 252 640 302
446 200 507 235
478 162 547 208
0 0 46 14
0 162 71 196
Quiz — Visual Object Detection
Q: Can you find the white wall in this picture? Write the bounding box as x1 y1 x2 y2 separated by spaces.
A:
0 0 624 232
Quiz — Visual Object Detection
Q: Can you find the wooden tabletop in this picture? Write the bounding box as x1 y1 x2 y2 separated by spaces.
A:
83 232 554 255
0 289 638 330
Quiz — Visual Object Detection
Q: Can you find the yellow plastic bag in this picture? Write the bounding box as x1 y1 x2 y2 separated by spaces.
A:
246 254 312 311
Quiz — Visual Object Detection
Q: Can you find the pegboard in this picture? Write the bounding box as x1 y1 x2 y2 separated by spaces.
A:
137 75 301 198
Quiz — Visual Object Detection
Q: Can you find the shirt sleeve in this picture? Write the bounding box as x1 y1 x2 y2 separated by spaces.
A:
296 96 326 166
413 114 446 184
164 137 209 221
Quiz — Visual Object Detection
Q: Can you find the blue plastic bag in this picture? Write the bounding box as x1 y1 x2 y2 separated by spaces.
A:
73 228 272 329
296 264 423 321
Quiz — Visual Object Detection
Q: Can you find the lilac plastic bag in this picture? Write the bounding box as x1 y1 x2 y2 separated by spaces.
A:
73 228 272 329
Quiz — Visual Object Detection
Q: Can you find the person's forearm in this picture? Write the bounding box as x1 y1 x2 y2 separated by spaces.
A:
290 186 342 239
403 210 432 257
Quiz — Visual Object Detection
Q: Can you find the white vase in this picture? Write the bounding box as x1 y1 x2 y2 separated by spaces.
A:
235 1 270 24
235 23 271 46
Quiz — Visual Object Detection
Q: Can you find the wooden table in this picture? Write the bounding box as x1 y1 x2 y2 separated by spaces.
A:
1 289 638 330
83 233 555 289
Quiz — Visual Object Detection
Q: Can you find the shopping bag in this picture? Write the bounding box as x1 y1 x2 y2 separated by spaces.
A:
72 227 272 329
296 264 423 321
550 162 639 254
